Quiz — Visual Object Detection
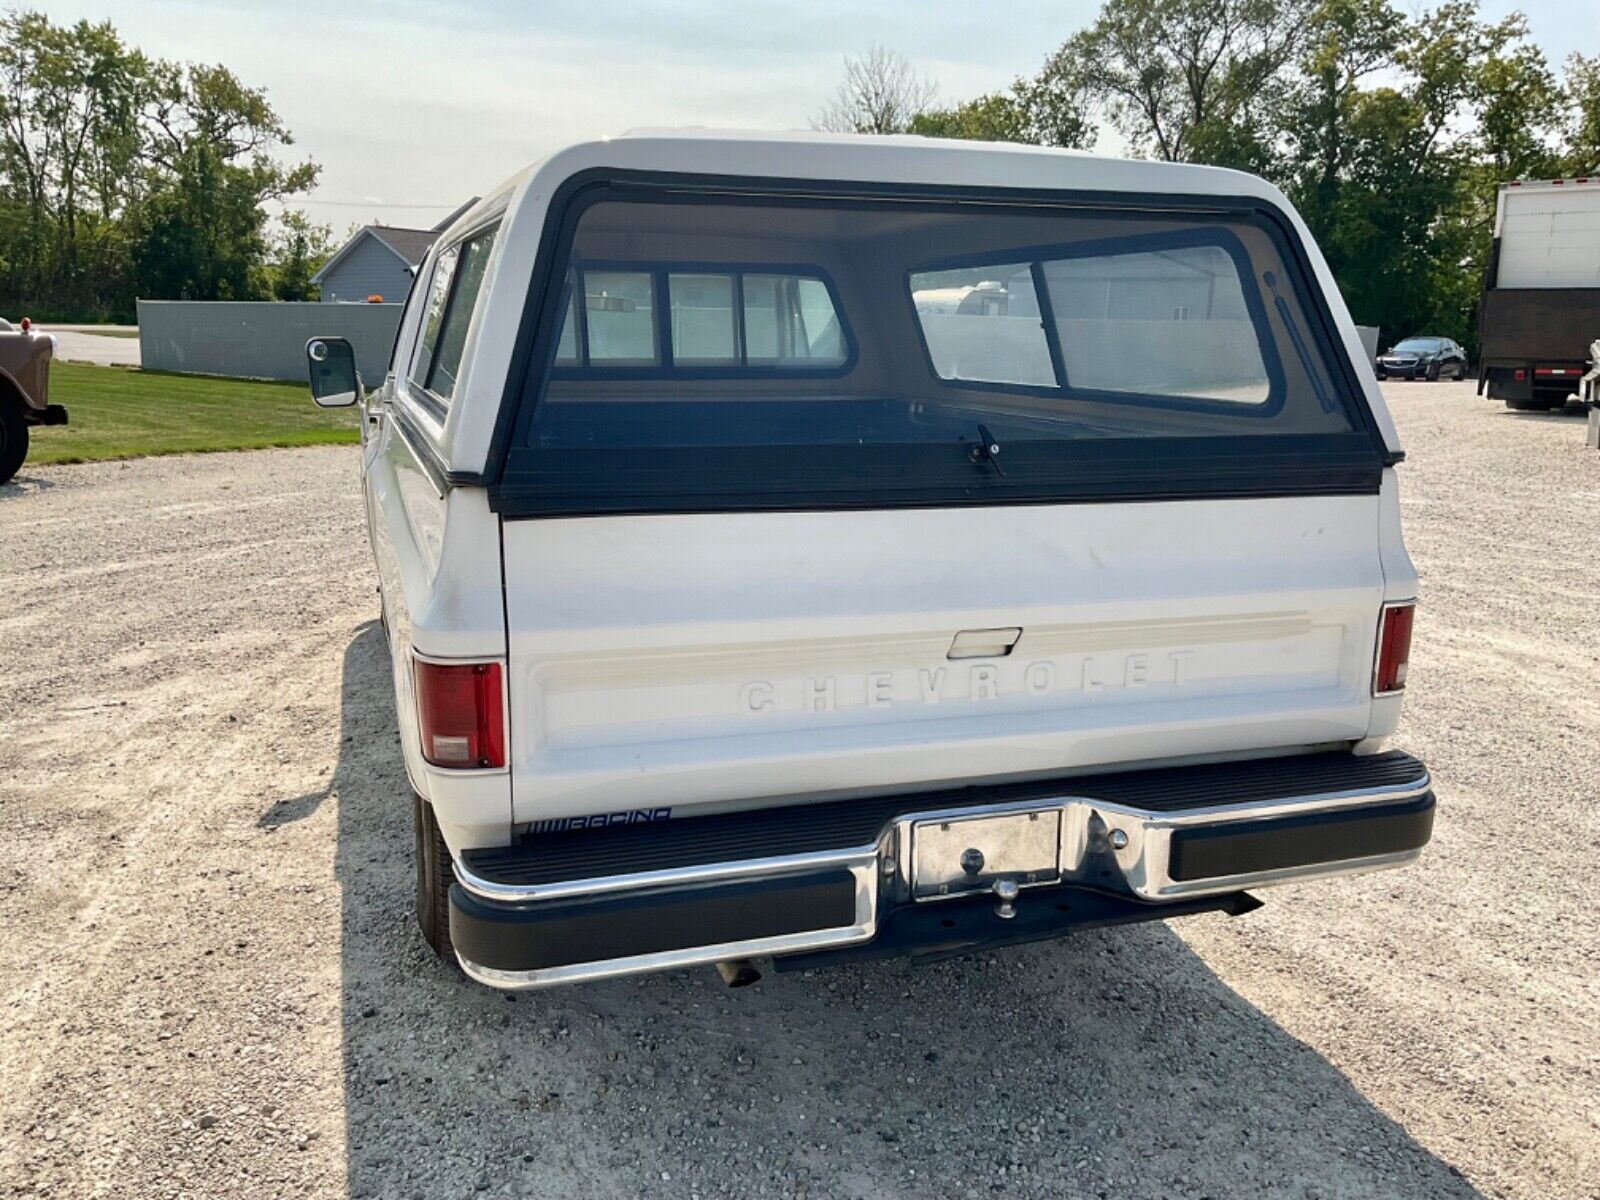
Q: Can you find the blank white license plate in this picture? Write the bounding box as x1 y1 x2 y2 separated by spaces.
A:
912 810 1061 900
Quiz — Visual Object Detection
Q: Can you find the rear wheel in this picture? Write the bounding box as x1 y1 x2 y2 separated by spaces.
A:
414 794 457 964
0 398 28 486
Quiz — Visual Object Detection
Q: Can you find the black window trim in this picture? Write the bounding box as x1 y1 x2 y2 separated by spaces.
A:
551 258 857 380
406 220 502 415
481 170 1397 516
903 224 1292 420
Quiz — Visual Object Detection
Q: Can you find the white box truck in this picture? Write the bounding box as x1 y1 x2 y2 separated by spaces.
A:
1478 177 1600 410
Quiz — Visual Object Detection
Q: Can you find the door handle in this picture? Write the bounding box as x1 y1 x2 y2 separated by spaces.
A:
948 628 1022 659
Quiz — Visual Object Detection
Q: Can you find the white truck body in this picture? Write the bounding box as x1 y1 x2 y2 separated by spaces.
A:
1480 178 1600 407
1492 179 1600 290
308 131 1430 990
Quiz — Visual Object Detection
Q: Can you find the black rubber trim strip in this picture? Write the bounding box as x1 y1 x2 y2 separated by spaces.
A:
388 400 484 492
388 402 450 494
773 884 1263 973
465 751 1428 888
1166 792 1435 882
448 868 857 973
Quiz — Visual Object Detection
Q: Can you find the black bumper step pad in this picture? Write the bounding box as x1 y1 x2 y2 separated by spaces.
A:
463 751 1428 888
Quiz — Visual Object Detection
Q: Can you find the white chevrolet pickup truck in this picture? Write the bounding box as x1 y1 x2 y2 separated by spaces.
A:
307 131 1431 991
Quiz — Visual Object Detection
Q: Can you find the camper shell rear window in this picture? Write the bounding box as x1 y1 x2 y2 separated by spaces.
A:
494 178 1386 515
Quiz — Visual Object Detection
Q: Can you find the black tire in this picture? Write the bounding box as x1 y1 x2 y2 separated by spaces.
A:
1426 363 1440 381
414 793 457 964
0 398 28 486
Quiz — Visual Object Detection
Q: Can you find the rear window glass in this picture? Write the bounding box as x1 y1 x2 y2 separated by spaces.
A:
1041 242 1270 404
583 270 657 364
506 191 1375 513
911 263 1054 387
552 267 847 371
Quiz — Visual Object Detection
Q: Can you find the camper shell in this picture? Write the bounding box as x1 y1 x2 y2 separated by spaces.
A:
308 131 1430 991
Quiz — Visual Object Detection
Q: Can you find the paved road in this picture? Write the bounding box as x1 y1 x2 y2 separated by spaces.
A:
41 326 142 367
0 382 1595 1199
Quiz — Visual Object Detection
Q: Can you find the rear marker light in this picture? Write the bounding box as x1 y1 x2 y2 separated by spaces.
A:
1373 604 1415 696
414 659 506 768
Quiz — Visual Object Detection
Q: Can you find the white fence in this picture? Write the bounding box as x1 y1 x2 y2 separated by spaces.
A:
136 300 402 383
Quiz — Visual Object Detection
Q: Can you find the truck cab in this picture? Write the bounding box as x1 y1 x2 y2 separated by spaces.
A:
308 131 1431 991
0 318 68 485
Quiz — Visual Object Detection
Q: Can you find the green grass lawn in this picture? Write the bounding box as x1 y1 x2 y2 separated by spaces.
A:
30 363 361 465
75 328 141 339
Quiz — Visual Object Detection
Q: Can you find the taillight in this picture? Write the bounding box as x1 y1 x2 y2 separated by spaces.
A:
1373 604 1415 695
413 659 505 768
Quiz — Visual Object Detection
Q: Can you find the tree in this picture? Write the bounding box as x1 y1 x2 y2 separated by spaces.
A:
1047 0 1315 168
910 77 1093 149
259 209 332 301
127 59 317 302
910 93 1031 142
0 12 148 313
1562 52 1600 172
813 4 1585 358
812 45 937 134
0 10 317 318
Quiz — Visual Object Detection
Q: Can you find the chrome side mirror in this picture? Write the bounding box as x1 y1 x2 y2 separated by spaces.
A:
307 337 360 408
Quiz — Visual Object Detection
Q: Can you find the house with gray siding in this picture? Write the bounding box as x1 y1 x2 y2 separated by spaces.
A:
311 200 477 303
311 225 439 304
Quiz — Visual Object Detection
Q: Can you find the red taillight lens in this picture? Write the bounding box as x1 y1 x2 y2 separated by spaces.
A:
413 659 505 768
1373 604 1415 695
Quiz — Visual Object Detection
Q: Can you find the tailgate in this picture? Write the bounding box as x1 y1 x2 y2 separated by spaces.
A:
503 496 1382 827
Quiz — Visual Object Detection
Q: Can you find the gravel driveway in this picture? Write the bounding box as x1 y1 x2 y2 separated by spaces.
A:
1 382 1596 1200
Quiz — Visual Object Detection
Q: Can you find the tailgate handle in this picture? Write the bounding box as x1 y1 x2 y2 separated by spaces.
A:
948 627 1022 660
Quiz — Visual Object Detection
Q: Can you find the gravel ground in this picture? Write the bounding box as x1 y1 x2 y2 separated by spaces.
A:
1 381 1596 1200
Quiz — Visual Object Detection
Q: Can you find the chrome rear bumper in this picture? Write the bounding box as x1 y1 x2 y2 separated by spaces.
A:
450 752 1433 990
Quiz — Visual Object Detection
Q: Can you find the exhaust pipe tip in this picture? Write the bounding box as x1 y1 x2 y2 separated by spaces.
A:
714 959 762 988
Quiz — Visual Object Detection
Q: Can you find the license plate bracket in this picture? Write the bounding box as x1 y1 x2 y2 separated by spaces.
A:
912 809 1061 900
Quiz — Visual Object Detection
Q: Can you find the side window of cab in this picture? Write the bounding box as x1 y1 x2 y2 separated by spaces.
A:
408 224 500 406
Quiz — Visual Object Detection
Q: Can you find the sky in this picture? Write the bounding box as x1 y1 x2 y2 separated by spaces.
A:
40 0 1600 235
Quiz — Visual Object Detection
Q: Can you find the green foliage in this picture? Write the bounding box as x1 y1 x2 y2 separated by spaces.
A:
844 0 1588 353
1563 52 1600 172
1053 0 1316 168
258 210 334 302
911 82 1092 149
911 93 1032 143
0 9 319 319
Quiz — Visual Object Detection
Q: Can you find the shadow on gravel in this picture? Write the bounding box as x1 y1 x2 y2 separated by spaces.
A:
1497 405 1588 421
327 622 1484 1200
0 473 57 499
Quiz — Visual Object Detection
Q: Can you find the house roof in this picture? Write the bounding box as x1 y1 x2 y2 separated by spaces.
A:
311 223 442 286
311 197 483 288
